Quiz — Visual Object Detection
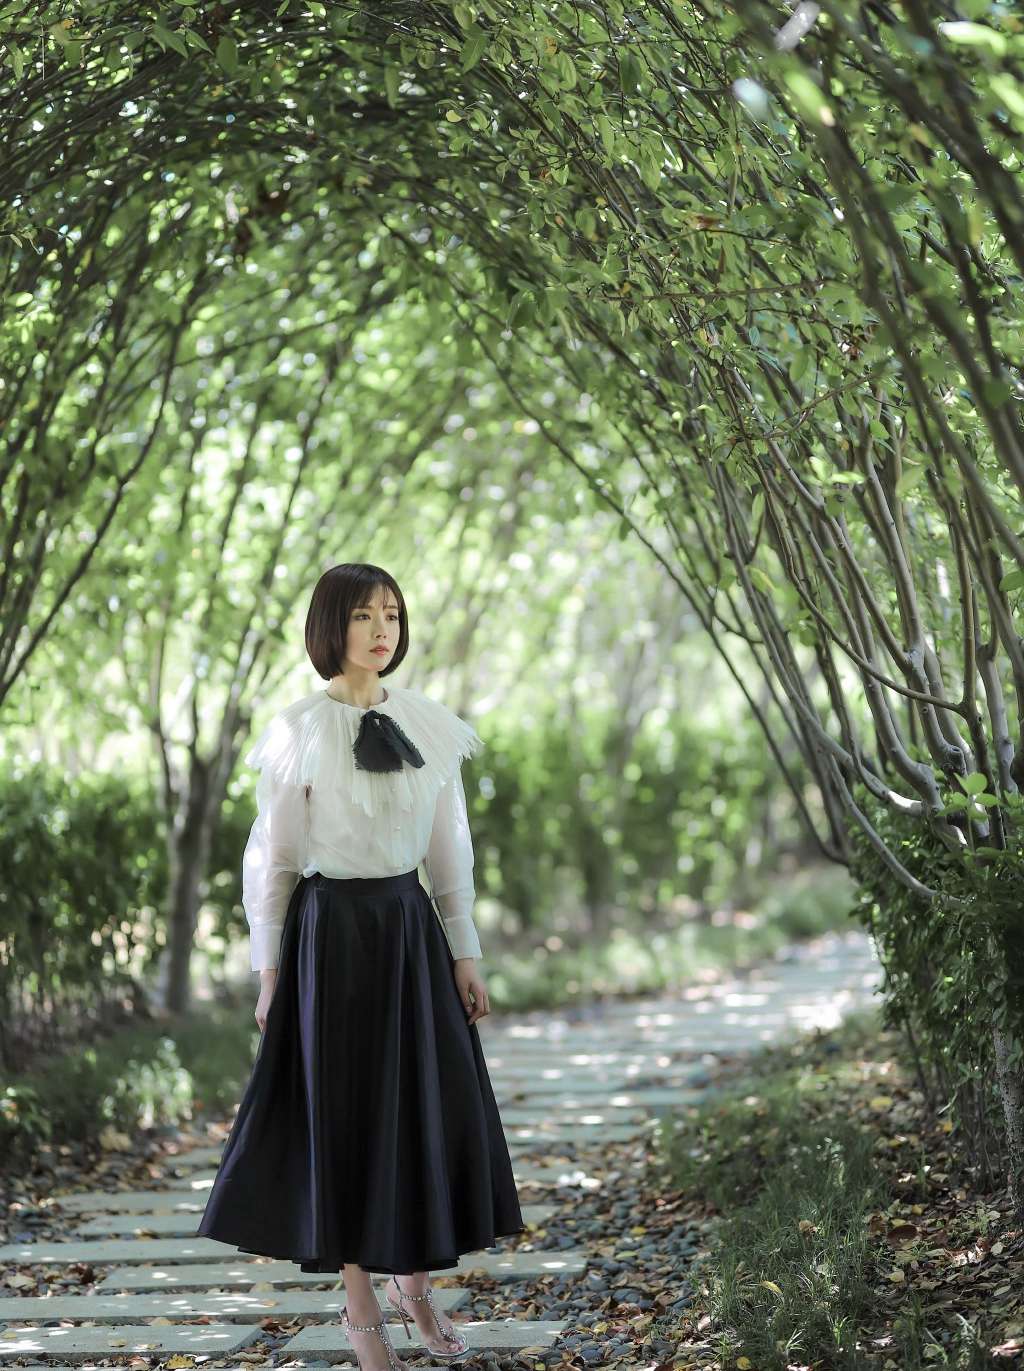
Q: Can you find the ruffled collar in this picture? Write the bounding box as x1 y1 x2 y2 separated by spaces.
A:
243 684 483 818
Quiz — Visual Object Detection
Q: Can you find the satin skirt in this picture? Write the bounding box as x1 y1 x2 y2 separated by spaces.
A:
195 868 525 1274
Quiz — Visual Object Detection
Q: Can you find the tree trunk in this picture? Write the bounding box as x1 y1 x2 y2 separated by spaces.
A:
580 830 618 940
992 1022 1024 1219
165 769 214 1015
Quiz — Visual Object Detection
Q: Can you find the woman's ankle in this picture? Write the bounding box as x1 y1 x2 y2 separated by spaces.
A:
392 1272 428 1295
346 1299 384 1326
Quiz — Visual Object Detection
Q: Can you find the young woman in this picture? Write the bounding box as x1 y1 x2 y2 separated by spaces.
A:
197 563 525 1370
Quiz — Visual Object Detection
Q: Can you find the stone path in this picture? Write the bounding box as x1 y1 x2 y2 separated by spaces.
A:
0 928 881 1366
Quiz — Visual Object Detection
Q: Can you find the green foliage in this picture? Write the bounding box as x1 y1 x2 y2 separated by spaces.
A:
436 705 819 949
0 1007 263 1178
0 1031 193 1168
751 863 857 940
846 789 1021 1178
0 763 167 1067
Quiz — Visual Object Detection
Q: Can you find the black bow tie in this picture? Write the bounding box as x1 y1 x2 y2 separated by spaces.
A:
352 709 426 773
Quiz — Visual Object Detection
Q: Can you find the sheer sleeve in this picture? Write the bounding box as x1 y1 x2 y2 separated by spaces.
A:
424 765 483 962
241 767 307 973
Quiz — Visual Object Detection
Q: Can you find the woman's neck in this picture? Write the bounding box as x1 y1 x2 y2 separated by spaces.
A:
325 676 388 709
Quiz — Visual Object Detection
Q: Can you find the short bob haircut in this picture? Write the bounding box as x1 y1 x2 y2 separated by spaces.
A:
305 563 409 680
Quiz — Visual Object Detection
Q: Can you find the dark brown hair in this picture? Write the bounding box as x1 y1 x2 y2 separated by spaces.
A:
305 563 409 679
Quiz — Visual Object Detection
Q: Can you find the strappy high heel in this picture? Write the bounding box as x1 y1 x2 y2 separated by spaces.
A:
340 1306 406 1371
383 1275 470 1360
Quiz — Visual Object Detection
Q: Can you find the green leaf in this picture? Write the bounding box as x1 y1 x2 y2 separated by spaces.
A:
894 464 927 498
937 21 1007 57
789 349 811 383
618 51 642 95
556 52 577 89
575 206 596 238
875 183 918 212
957 772 988 796
783 69 834 126
384 65 400 108
508 291 536 328
5 41 25 79
990 74 1024 123
215 34 239 73
982 377 1012 408
183 29 212 54
461 33 487 72
151 22 189 57
638 157 661 192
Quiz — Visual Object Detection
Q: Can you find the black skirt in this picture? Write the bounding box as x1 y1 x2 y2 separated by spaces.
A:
195 868 525 1275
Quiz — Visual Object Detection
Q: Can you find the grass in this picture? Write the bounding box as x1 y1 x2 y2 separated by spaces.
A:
659 1009 1018 1370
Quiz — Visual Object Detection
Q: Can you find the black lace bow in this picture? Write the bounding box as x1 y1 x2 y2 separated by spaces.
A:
352 709 426 773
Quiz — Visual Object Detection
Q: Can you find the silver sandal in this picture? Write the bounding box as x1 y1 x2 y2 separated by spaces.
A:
384 1276 470 1360
341 1306 406 1371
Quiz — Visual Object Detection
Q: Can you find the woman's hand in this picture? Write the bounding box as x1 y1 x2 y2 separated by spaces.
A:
256 968 278 1032
453 958 490 1025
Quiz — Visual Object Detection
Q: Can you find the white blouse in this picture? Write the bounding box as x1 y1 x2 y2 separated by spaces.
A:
239 684 485 973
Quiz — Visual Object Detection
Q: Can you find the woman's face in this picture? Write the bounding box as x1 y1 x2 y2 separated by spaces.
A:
345 586 400 672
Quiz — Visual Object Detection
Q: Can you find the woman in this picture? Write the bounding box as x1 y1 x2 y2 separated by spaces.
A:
197 562 525 1371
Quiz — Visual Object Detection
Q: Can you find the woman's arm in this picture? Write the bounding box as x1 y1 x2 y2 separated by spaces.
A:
241 767 306 974
424 766 483 963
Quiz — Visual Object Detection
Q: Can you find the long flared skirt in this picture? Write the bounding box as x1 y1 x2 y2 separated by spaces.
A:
196 868 525 1274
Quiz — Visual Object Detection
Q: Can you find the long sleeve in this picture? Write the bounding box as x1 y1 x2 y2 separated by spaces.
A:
424 765 483 962
241 767 306 973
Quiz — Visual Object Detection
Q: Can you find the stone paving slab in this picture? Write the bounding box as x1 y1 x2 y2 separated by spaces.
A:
605 1086 709 1107
0 1231 553 1268
485 1030 645 1042
0 1287 469 1323
53 1190 208 1214
166 1170 217 1190
96 1249 589 1291
484 940 882 1048
507 1122 648 1145
283 1318 567 1358
499 1106 648 1125
72 1203 555 1238
508 1086 707 1109
485 1055 662 1070
494 1079 634 1097
0 1238 297 1266
0 1324 260 1361
163 1146 224 1169
497 1072 708 1094
166 1159 582 1192
57 1174 572 1211
487 1044 662 1056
